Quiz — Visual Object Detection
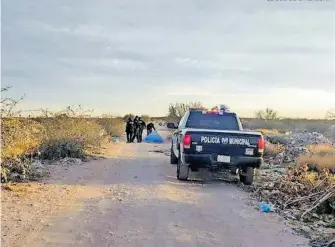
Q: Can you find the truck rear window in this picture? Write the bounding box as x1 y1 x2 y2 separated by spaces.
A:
185 112 240 130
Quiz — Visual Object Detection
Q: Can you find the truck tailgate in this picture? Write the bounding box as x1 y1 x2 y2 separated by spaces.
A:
186 130 262 157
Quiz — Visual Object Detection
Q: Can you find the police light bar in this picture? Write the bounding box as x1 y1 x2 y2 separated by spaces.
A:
219 104 230 112
204 104 230 113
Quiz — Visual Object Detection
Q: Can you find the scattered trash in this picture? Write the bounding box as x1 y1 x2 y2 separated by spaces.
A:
149 149 170 156
257 202 274 213
111 136 120 143
248 130 335 242
252 163 334 241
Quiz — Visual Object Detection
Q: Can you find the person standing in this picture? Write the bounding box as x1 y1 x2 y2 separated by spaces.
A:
125 117 134 143
132 116 140 142
137 117 146 143
146 122 156 136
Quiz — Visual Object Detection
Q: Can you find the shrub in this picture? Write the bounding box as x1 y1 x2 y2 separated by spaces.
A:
1 118 44 182
264 140 284 157
255 108 279 120
1 118 43 160
256 129 280 136
39 140 84 160
308 144 335 155
39 117 106 155
298 154 335 172
123 113 135 121
266 134 289 145
1 116 110 182
96 117 124 137
140 115 151 123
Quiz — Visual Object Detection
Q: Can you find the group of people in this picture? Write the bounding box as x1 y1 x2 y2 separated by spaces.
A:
125 116 156 143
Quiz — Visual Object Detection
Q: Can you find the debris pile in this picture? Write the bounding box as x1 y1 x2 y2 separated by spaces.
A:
253 163 335 242
265 131 335 166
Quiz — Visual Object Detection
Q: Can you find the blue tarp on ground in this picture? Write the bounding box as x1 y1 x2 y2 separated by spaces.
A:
144 131 164 143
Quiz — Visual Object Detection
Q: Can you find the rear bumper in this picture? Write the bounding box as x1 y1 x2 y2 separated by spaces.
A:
183 153 263 169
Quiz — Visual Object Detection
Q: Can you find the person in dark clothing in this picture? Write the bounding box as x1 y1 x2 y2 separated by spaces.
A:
146 122 155 136
137 117 146 143
132 116 140 142
125 118 134 143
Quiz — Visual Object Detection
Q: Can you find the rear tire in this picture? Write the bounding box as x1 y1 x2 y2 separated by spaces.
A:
239 167 254 185
170 146 178 165
177 157 189 181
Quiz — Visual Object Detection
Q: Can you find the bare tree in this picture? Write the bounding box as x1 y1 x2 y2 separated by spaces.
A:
37 105 93 118
255 108 278 120
1 86 25 117
168 101 204 119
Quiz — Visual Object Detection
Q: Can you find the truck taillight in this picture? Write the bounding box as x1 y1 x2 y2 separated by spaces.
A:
183 134 192 149
258 137 264 153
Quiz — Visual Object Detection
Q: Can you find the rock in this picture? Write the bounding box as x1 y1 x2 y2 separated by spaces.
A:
61 157 82 166
300 225 312 236
9 172 20 181
309 240 330 247
32 160 44 169
265 182 275 188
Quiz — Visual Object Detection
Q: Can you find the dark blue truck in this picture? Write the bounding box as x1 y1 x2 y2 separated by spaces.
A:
167 108 264 185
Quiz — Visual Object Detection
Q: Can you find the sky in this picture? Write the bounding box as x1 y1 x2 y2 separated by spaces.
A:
1 0 335 118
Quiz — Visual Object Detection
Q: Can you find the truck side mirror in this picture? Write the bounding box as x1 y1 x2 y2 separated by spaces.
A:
167 123 178 129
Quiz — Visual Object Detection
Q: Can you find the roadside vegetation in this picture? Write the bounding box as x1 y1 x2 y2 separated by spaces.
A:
1 87 125 182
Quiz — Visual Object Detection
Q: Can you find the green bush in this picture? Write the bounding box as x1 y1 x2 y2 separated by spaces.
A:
39 140 84 160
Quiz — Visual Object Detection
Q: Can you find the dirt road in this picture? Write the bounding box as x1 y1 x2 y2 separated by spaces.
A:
3 129 308 247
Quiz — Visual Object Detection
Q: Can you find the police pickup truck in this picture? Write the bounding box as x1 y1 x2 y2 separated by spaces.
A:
167 107 264 185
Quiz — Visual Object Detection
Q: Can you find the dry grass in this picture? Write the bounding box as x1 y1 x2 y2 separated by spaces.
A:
297 154 335 171
1 116 125 182
307 144 335 154
264 140 284 157
297 144 335 171
1 118 43 160
256 128 280 136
